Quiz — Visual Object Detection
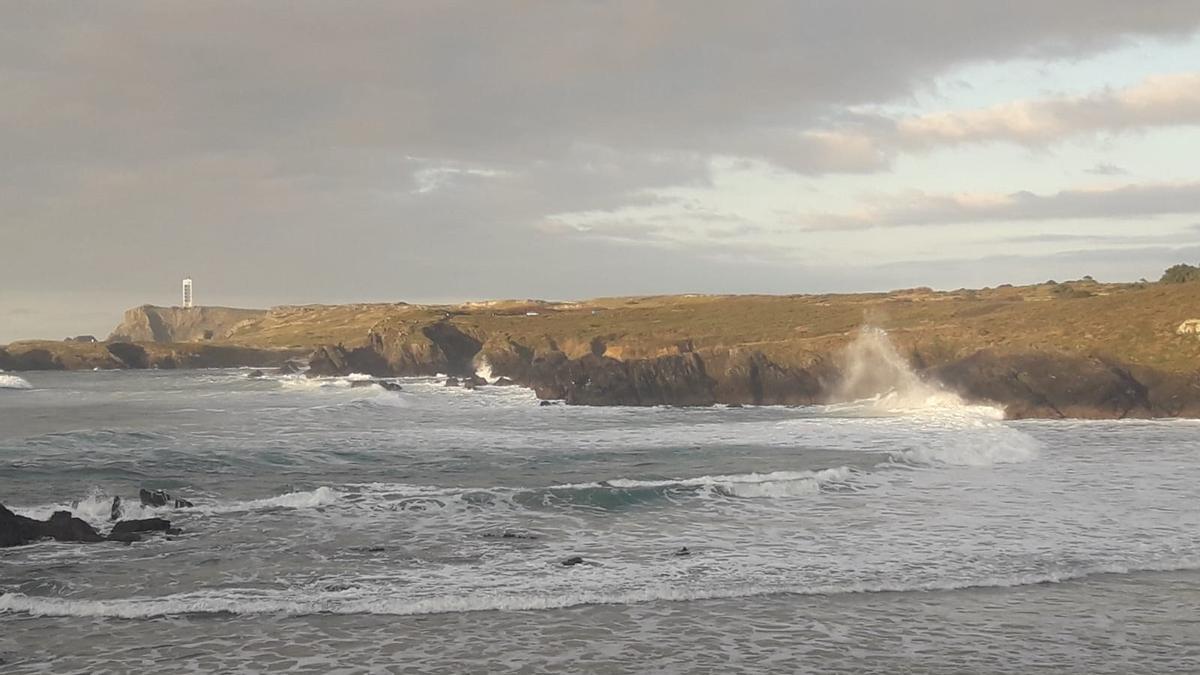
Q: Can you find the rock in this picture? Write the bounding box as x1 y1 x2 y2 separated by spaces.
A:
107 532 142 544
561 555 585 566
492 377 518 387
349 380 377 388
44 511 105 543
444 377 460 387
378 380 403 392
1 507 108 547
139 489 192 509
247 369 265 378
110 496 123 521
674 546 691 556
139 489 169 507
277 361 303 375
350 379 402 391
0 504 46 547
165 527 182 536
539 400 558 406
462 374 487 390
110 518 172 535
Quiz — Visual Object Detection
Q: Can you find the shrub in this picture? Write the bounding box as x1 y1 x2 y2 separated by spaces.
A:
1160 264 1200 284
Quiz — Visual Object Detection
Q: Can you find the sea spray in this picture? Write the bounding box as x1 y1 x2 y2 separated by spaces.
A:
834 326 963 408
0 373 33 389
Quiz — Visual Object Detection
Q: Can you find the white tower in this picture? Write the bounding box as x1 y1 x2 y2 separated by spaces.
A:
182 278 194 308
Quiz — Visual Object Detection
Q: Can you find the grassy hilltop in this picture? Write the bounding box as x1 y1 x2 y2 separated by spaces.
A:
208 278 1200 374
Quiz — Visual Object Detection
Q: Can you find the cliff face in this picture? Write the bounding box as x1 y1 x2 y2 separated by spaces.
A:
0 340 294 371
108 305 267 343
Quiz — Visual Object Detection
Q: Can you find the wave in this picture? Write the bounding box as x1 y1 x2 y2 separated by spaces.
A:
10 487 342 528
0 374 32 389
5 557 1197 619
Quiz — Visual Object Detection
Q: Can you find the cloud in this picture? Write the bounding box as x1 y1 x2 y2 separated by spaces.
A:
4 2 1200 339
803 181 1200 229
894 72 1200 147
1087 162 1130 176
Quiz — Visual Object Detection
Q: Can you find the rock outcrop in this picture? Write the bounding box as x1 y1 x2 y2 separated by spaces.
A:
1 505 104 547
109 305 268 343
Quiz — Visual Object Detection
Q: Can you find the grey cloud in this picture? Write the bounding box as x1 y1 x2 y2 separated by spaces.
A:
803 181 1200 229
1087 162 1130 176
5 2 1200 339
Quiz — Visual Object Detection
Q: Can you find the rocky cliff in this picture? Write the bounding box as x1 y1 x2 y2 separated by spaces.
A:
8 280 1200 419
108 305 267 343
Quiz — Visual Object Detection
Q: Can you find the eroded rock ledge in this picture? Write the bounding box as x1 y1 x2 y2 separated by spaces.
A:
301 320 1200 419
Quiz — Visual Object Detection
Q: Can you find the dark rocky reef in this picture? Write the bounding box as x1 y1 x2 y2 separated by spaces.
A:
299 324 1200 419
1 505 104 547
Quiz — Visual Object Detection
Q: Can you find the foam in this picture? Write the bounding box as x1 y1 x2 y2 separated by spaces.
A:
11 487 341 526
5 557 1197 619
0 374 32 389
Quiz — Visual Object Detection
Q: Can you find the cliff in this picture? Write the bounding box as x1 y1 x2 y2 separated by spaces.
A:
7 279 1200 418
108 305 268 343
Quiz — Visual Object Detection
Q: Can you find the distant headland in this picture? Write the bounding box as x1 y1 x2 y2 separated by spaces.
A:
3 274 1200 419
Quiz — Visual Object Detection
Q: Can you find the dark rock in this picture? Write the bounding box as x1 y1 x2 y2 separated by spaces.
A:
464 374 488 388
675 546 691 556
107 532 142 544
492 377 518 386
43 511 104 544
165 527 182 536
539 400 558 406
444 376 460 387
349 380 377 388
111 518 172 535
561 556 585 566
0 504 46 547
247 369 265 379
529 351 716 406
378 381 403 392
277 361 303 375
930 351 1154 419
110 496 123 521
139 488 169 507
106 342 150 369
174 498 194 508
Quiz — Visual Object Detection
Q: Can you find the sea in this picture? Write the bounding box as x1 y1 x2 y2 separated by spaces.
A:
1 366 1199 673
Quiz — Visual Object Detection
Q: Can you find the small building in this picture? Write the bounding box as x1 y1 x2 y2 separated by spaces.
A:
1177 319 1200 335
182 278 194 308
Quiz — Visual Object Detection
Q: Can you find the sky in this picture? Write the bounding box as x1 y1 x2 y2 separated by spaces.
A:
3 2 1200 342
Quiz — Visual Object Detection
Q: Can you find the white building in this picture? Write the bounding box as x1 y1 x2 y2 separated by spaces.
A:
182 278 194 308
1178 319 1200 335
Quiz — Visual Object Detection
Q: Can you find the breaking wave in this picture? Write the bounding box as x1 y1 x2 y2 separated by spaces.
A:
5 557 1198 619
0 374 32 389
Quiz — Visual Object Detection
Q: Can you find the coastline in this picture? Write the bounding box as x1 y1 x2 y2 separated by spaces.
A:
4 280 1200 420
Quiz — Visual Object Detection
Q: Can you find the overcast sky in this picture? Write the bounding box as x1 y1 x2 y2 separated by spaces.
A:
4 2 1200 341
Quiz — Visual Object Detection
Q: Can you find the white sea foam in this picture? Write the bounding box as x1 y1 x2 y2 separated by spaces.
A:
0 374 32 389
11 489 162 527
202 486 342 514
603 467 855 497
5 557 1198 619
12 487 341 526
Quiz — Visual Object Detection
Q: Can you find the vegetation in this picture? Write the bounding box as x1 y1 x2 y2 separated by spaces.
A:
8 278 1200 374
1160 263 1200 284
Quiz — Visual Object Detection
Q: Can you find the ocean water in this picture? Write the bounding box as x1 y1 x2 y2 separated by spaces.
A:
1 368 1199 673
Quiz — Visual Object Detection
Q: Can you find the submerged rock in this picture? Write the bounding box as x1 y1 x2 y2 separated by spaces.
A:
492 377 518 387
561 555 585 566
277 361 303 375
107 532 141 544
444 376 460 387
247 369 265 379
674 546 691 556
